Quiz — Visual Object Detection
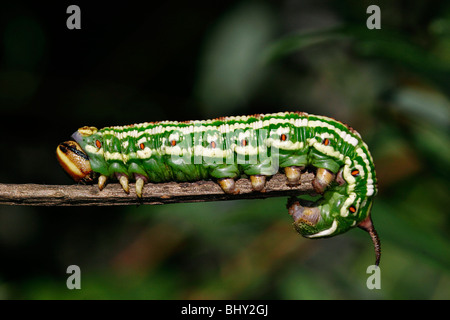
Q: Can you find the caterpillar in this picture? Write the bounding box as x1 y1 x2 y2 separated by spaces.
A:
56 111 380 265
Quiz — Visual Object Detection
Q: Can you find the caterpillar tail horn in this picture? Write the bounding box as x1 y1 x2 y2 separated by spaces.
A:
358 215 381 267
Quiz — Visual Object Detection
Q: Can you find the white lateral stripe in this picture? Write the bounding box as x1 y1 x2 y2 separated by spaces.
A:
305 220 338 238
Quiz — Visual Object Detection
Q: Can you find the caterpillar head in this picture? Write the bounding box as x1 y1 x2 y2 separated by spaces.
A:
56 126 101 183
56 140 94 183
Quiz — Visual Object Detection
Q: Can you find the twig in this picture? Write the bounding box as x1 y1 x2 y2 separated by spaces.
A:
0 173 315 206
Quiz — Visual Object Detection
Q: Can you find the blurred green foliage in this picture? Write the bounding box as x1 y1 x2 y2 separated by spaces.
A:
0 1 449 299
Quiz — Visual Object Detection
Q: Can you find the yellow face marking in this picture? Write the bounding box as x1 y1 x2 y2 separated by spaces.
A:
56 141 92 182
56 147 84 180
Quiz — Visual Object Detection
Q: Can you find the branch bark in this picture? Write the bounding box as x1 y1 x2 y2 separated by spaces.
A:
0 173 315 206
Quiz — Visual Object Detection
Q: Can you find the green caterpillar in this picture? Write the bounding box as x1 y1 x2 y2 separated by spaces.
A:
57 111 380 265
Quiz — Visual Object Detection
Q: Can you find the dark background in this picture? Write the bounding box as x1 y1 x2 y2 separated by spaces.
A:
0 0 449 299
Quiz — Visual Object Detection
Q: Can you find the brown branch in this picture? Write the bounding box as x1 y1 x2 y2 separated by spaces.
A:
0 173 315 206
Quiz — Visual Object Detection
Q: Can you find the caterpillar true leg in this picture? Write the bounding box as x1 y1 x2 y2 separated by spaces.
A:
98 174 108 190
134 174 147 198
116 173 130 194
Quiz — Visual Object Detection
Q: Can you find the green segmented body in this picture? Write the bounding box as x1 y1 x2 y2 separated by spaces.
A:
73 111 377 238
